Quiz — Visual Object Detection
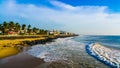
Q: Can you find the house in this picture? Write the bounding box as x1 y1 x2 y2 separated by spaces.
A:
48 30 60 36
0 30 2 35
7 29 19 35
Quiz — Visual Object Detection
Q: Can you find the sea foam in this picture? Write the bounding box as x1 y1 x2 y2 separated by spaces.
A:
27 37 84 62
86 43 120 68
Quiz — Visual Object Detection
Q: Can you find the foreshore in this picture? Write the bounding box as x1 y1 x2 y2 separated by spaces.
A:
0 35 78 59
86 43 120 68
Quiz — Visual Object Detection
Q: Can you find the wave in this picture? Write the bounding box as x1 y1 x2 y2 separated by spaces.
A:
27 37 84 62
26 37 109 68
86 43 120 68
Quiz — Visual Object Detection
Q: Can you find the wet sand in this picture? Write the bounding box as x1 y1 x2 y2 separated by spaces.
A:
0 52 45 68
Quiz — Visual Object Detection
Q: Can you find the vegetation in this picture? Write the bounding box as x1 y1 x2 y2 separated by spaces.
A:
0 21 78 59
0 21 48 35
0 47 19 59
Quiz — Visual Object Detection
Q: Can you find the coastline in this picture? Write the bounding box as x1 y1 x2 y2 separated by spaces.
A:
0 35 78 59
86 43 120 68
0 52 45 68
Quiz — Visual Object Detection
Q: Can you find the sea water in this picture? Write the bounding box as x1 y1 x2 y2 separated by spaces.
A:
27 35 120 68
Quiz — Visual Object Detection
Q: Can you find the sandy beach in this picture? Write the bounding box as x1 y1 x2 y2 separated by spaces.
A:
0 52 45 68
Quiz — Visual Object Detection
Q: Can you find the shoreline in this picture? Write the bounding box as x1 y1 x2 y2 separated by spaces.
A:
85 43 120 68
0 35 78 59
0 52 45 68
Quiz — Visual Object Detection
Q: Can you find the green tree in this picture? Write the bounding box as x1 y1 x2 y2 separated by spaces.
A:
15 23 21 32
33 27 39 34
0 24 2 30
21 24 26 34
22 24 26 30
3 21 9 34
38 29 47 35
9 21 15 29
27 24 31 34
0 24 3 34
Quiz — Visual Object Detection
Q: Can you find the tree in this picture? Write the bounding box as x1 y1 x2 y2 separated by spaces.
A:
0 24 2 30
27 24 31 30
22 24 26 30
33 27 37 33
38 29 47 35
21 24 26 34
0 24 3 31
3 21 9 34
15 23 21 32
9 21 15 30
33 27 39 34
27 24 31 34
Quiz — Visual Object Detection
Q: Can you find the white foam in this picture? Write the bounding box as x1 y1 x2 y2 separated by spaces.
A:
27 37 84 62
89 43 120 67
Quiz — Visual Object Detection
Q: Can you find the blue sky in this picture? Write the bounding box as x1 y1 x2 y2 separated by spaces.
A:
58 0 120 12
0 0 120 35
15 0 120 12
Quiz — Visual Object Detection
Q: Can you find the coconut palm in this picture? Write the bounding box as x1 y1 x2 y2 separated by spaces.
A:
15 23 21 30
0 24 2 30
0 24 3 34
9 21 15 30
15 23 21 34
21 24 26 34
22 24 26 30
27 24 31 34
3 21 9 34
33 27 39 34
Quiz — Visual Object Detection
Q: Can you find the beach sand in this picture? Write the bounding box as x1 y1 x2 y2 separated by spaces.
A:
0 52 71 68
0 52 45 68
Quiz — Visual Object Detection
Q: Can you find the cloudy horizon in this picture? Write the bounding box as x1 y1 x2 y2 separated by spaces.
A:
0 0 120 35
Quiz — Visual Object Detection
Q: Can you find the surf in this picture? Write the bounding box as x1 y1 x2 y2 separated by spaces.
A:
86 43 120 68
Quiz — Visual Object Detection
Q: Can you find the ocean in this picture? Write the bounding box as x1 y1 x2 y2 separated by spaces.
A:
74 35 120 49
27 35 120 68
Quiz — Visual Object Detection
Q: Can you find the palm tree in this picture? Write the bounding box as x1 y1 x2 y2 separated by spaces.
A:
3 21 9 34
22 24 26 30
33 27 39 34
0 24 2 31
15 23 21 30
33 27 36 33
21 24 26 34
0 24 3 35
27 24 31 34
41 29 44 34
9 21 15 30
0 24 3 34
38 29 47 35
15 23 21 34
44 30 48 35
27 24 31 30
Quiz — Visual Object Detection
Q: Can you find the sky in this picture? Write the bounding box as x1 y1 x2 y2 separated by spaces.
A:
0 0 120 35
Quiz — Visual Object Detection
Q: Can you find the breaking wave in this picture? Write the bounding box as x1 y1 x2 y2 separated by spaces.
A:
86 43 120 68
27 37 109 68
27 37 84 62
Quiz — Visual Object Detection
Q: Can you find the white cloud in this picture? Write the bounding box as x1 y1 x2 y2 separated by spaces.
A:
0 0 120 35
50 1 76 10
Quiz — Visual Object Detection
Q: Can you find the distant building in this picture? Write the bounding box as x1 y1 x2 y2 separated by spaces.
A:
7 29 19 35
7 31 19 35
47 30 60 35
0 30 2 35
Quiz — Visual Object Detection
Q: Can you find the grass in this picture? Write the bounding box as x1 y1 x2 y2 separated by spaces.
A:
0 34 75 59
0 35 47 59
0 47 19 59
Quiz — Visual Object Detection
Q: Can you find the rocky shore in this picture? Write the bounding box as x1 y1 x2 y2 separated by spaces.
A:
86 43 120 68
0 35 78 59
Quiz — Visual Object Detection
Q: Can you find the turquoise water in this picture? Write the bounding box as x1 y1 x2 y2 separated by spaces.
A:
27 35 120 68
74 35 120 49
